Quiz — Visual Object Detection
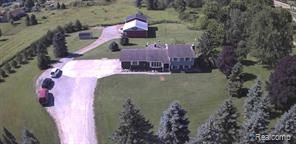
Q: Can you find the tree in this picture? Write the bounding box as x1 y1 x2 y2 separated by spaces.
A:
16 54 24 65
2 127 17 144
174 0 186 13
271 104 296 143
135 0 142 8
120 34 129 46
248 8 293 66
25 0 35 10
185 0 203 8
75 20 82 31
111 98 154 144
64 22 74 33
202 1 221 19
198 32 214 57
239 110 269 144
109 42 120 52
158 101 190 144
4 63 12 74
217 46 237 77
267 56 296 111
53 32 68 58
56 2 61 9
61 3 66 9
10 60 18 69
21 129 40 144
0 68 6 78
25 15 30 26
0 29 2 37
30 14 38 25
56 26 65 34
228 62 243 81
37 53 50 70
206 19 225 48
146 0 154 10
244 80 263 120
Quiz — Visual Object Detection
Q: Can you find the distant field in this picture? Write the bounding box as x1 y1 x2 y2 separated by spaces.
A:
0 0 179 64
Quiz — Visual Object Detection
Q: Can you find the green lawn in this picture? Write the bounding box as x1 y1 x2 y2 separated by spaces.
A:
0 59 59 143
95 72 228 144
0 0 179 64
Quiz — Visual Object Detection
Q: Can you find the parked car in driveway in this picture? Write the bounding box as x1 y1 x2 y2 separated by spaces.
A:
38 88 49 105
51 68 62 78
42 78 54 89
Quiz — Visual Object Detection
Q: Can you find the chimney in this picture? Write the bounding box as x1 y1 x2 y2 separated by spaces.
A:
154 42 157 48
165 44 168 49
191 43 195 50
146 42 149 47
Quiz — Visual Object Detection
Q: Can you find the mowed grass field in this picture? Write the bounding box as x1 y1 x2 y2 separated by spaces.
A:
0 24 100 142
0 0 179 64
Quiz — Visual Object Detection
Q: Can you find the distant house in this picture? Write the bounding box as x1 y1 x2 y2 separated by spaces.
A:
79 32 93 40
120 44 196 72
122 13 148 38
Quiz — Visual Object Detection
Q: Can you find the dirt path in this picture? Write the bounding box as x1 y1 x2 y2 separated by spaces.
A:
36 25 122 144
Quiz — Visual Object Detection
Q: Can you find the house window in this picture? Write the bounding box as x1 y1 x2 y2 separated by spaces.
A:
131 61 139 65
172 65 179 69
173 58 178 61
150 62 162 68
180 58 184 61
185 58 190 61
184 65 189 69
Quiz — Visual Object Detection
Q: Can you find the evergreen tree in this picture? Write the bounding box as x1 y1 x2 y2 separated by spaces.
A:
3 63 12 74
227 79 242 97
53 32 68 58
267 56 296 111
75 20 82 31
21 129 40 144
2 127 17 144
136 0 142 8
25 0 35 10
146 0 154 10
174 0 186 13
56 26 65 34
30 14 38 25
228 62 243 81
271 104 296 143
120 34 129 46
111 98 154 144
158 101 190 144
239 110 270 144
109 42 120 52
202 1 221 19
61 3 66 9
10 60 18 69
37 53 50 70
25 15 30 26
198 32 214 58
0 68 6 78
16 54 24 65
206 19 224 48
0 29 2 37
244 79 263 120
56 2 61 9
217 46 238 77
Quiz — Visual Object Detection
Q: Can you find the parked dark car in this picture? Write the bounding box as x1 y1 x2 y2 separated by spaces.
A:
41 78 54 89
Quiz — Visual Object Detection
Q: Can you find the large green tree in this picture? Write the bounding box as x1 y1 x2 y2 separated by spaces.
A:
244 79 263 120
158 101 190 144
53 32 68 58
112 99 155 144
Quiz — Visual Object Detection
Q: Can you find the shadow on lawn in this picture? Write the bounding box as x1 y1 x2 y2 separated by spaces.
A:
67 53 83 58
241 73 257 82
241 59 257 66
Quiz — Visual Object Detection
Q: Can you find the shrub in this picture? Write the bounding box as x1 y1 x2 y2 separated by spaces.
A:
109 42 120 52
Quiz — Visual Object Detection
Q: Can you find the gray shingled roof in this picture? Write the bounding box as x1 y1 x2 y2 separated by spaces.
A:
120 48 169 63
167 44 195 58
126 14 147 22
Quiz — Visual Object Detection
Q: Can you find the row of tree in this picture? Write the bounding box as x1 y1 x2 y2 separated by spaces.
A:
112 95 295 144
136 0 203 10
0 127 39 144
0 20 85 82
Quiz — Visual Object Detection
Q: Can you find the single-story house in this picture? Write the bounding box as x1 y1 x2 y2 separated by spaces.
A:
125 13 148 23
79 32 93 40
120 43 196 72
122 19 148 38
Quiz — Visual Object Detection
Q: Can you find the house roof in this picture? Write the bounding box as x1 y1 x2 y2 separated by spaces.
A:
120 48 169 63
126 13 147 22
167 44 195 58
123 20 148 31
9 8 25 17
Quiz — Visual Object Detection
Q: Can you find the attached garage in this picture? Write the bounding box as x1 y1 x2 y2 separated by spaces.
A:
122 20 148 38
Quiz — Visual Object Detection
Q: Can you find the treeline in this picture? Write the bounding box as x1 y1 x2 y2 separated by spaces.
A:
0 127 39 144
136 0 203 10
0 20 87 83
111 96 296 144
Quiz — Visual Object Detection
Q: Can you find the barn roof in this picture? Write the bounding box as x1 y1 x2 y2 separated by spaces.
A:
126 13 147 22
167 44 195 58
122 20 148 31
120 48 169 63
